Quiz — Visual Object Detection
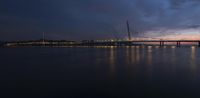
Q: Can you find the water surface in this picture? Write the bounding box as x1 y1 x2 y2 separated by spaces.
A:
0 46 200 97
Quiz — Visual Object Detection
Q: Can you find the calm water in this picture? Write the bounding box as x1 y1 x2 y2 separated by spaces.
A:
0 46 200 98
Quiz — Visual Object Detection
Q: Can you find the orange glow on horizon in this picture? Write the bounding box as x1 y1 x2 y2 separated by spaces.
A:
140 28 200 40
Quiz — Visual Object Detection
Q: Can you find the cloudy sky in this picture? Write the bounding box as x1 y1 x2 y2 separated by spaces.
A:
1 0 200 40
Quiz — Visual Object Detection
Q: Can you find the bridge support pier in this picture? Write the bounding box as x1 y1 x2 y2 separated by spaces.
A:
177 41 181 47
160 41 164 46
160 41 162 46
198 42 200 47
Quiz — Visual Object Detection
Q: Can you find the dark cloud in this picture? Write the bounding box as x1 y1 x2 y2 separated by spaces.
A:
0 0 200 40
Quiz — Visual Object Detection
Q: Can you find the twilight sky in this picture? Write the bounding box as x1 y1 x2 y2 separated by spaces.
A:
1 0 200 41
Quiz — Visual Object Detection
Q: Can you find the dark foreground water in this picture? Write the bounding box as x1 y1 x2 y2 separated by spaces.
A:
0 46 200 98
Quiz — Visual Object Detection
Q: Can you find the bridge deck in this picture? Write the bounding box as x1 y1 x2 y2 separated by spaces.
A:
126 40 200 42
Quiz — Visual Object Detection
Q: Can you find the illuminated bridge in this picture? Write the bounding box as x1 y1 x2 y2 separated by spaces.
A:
3 39 200 47
81 40 200 47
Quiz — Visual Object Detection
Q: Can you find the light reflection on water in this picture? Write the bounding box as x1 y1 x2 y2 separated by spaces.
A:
109 46 116 78
147 46 152 66
104 46 200 81
191 46 196 76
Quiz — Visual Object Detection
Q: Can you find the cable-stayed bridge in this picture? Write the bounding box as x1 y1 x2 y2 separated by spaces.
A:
3 21 200 47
